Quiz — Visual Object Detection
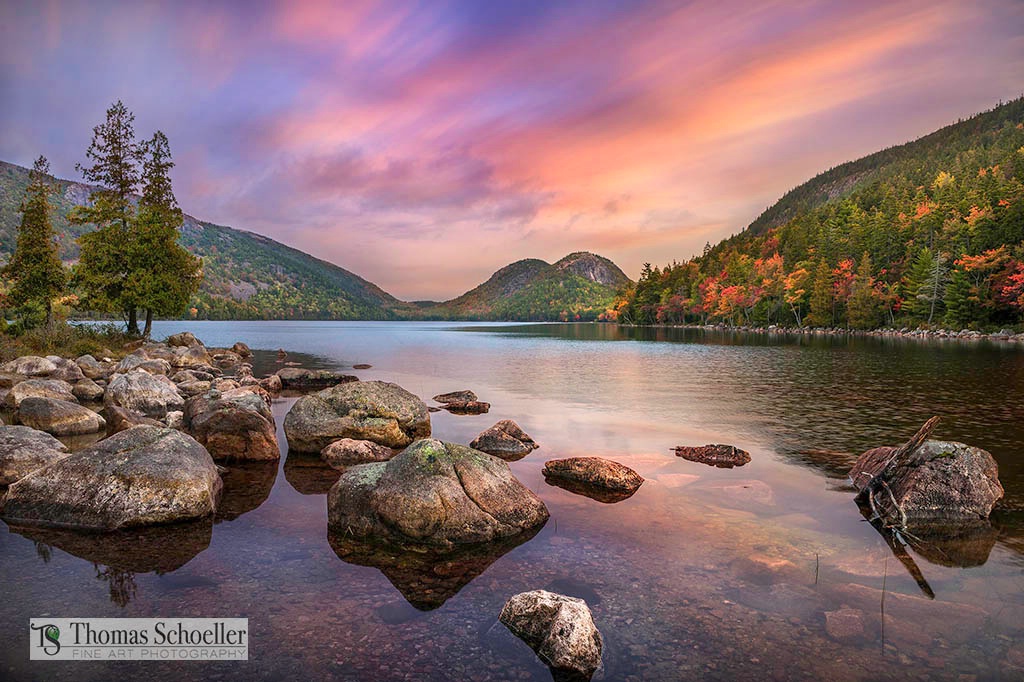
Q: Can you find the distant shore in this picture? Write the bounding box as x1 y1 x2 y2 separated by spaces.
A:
617 322 1024 344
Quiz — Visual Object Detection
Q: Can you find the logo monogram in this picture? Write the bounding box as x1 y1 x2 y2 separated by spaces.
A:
30 623 61 656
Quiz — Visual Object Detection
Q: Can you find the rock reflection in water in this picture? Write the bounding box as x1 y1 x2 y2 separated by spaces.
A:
216 461 278 522
328 524 545 611
283 451 341 495
543 475 640 504
8 520 212 606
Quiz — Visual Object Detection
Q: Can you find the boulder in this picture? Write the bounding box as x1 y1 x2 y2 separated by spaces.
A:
230 341 252 358
321 438 395 468
673 444 751 468
259 374 283 393
104 371 184 418
172 344 213 368
849 418 1003 526
176 380 212 397
0 425 69 486
433 390 478 404
3 379 77 409
499 590 603 679
0 426 222 530
141 343 178 362
212 351 242 368
470 420 539 461
171 369 214 383
17 397 106 436
1 355 57 376
114 351 150 374
327 439 549 548
75 354 112 380
213 378 240 391
285 380 430 452
0 372 26 389
103 404 163 435
166 331 203 347
276 367 358 391
136 359 172 376
165 410 185 430
184 387 279 461
45 356 86 382
72 378 105 402
542 457 644 502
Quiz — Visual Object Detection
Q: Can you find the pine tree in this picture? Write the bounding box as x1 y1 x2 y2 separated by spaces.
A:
2 156 68 326
128 131 202 338
805 258 833 327
903 247 948 324
71 100 143 333
943 268 974 329
847 252 880 329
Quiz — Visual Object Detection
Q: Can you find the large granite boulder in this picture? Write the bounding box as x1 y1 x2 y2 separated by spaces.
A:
17 397 106 436
499 590 603 679
75 354 112 380
104 370 184 418
1 355 57 376
184 387 279 461
284 380 430 452
542 457 644 503
172 344 213 369
166 331 203 347
470 420 539 461
46 356 86 382
3 378 77 409
0 426 222 530
850 419 1003 526
327 439 549 548
0 425 69 486
320 438 395 468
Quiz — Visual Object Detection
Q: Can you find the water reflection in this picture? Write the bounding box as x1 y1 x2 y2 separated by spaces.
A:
216 461 279 523
543 475 639 503
328 524 545 611
9 520 213 606
284 452 341 495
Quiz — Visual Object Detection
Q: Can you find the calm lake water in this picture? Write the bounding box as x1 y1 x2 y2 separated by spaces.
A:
2 321 1024 681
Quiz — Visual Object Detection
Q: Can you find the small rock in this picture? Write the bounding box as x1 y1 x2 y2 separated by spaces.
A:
321 438 395 468
230 342 252 358
824 607 866 641
470 420 538 461
166 331 203 347
542 457 643 502
433 390 478 404
104 404 163 435
673 444 751 468
444 400 491 414
499 590 603 679
72 378 105 402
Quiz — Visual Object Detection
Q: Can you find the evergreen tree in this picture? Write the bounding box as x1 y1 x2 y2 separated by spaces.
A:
943 268 975 329
847 252 880 329
2 156 68 325
129 131 202 337
904 247 948 324
805 258 833 327
71 100 143 333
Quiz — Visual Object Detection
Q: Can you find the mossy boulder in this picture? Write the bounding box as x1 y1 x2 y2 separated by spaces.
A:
328 438 549 548
284 380 430 452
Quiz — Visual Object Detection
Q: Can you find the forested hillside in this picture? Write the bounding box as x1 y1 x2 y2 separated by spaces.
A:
618 98 1024 330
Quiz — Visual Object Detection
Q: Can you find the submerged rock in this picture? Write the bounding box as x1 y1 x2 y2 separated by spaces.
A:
673 444 751 468
499 590 603 679
184 387 279 461
16 397 106 436
0 426 222 530
104 370 185 418
284 380 430 452
0 425 69 486
849 418 1003 525
276 367 358 391
470 420 539 461
542 457 643 502
327 438 549 548
320 438 395 468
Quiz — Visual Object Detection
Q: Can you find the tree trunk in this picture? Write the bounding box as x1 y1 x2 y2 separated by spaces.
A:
143 309 154 339
127 308 139 336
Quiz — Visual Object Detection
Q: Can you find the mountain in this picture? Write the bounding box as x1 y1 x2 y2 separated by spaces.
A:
0 161 629 321
623 97 1024 330
417 252 631 321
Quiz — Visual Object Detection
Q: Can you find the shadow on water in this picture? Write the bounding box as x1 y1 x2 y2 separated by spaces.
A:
7 519 213 606
328 523 546 612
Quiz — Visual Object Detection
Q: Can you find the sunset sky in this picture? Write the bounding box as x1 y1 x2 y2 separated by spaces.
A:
2 0 1023 300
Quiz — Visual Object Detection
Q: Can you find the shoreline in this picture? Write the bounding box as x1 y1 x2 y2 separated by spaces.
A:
614 322 1024 344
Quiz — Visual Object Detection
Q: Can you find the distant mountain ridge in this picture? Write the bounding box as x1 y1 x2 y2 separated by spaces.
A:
0 160 629 321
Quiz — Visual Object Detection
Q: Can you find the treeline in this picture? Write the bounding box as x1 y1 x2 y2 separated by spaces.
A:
612 99 1024 330
0 102 200 336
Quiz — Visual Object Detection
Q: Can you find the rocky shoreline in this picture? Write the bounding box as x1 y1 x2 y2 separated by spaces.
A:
621 322 1024 343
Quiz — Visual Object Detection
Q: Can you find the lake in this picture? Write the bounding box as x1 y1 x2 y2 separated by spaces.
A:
2 321 1023 681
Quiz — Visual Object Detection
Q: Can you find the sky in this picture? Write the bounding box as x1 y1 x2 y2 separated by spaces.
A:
1 1 1023 300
